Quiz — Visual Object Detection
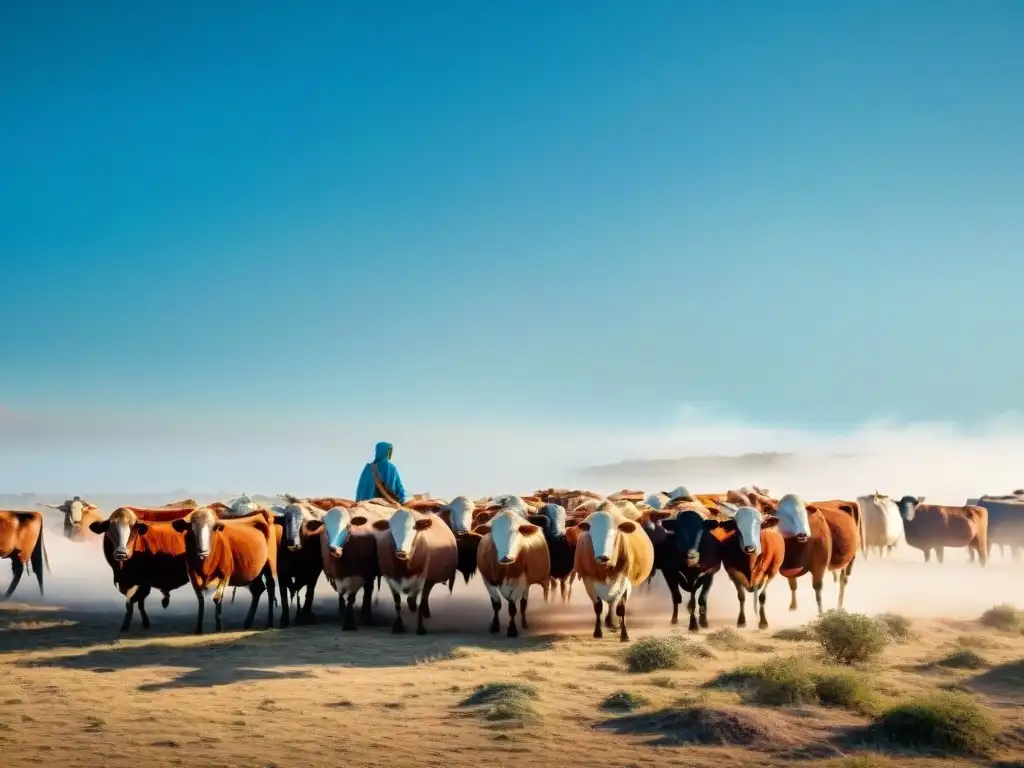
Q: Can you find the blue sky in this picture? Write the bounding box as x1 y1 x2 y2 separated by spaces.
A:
2 2 1024 492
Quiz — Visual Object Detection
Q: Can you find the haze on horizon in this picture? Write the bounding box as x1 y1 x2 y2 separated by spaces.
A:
2 3 1023 500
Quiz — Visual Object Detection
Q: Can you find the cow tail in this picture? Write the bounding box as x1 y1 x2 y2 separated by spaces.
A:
31 524 49 595
858 501 866 555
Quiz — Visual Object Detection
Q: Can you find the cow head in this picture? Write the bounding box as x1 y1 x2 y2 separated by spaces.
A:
895 495 924 521
775 493 816 542
719 506 778 555
660 509 720 566
372 508 432 561
440 496 477 537
472 509 542 565
88 507 148 562
171 507 223 560
277 503 314 551
576 509 637 566
45 496 93 538
532 503 568 537
317 506 369 558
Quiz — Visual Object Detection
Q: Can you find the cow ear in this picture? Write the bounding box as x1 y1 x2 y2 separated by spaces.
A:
838 504 855 515
213 522 226 532
718 519 737 532
350 516 368 527
702 519 719 531
303 520 324 534
527 515 547 527
650 510 672 521
472 511 491 524
564 519 578 528
661 519 677 531
916 496 925 504
518 523 541 536
471 524 491 536
414 517 433 531
617 520 637 534
135 522 149 536
806 504 820 515
171 519 189 533
371 520 390 531
577 521 591 532
88 520 110 534
761 515 780 529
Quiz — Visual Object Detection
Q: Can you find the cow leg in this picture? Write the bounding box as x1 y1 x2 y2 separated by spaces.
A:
686 592 698 632
299 579 316 624
484 582 501 633
193 588 206 635
559 578 567 603
520 594 531 630
506 597 519 638
243 575 267 631
136 586 152 630
617 594 629 642
390 586 406 634
406 594 418 613
417 582 435 635
757 583 769 630
120 597 135 632
3 560 25 600
160 590 171 609
735 584 747 628
664 571 682 625
923 548 931 563
604 600 617 630
787 576 799 611
812 572 824 615
447 573 456 594
359 580 374 624
592 599 604 639
279 575 291 629
542 581 550 602
837 568 848 609
697 575 713 629
935 547 944 564
213 584 228 632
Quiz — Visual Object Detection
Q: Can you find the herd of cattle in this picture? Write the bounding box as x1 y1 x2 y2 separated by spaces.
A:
0 485 1022 641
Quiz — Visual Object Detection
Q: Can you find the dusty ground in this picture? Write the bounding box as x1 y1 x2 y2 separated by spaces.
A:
2 531 1024 768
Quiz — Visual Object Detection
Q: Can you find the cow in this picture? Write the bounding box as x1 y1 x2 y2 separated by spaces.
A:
525 503 578 602
432 496 483 588
894 496 988 566
0 511 50 600
210 493 265 518
372 506 458 634
273 502 325 627
573 500 655 641
171 507 278 634
856 492 904 558
716 505 784 629
773 495 860 613
281 494 357 512
968 496 1024 561
651 506 723 631
472 508 551 637
88 508 189 630
311 502 390 630
44 496 104 541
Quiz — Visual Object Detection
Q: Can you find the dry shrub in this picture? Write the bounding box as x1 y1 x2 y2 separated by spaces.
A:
936 649 988 670
813 610 889 665
623 635 713 673
870 692 996 755
599 690 650 712
874 613 914 643
773 625 814 642
459 682 540 725
979 604 1023 633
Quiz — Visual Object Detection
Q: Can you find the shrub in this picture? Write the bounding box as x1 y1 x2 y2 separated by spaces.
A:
979 604 1022 633
813 610 889 665
624 635 711 673
870 692 996 755
814 670 880 715
772 625 813 641
705 627 749 651
599 690 650 712
936 649 988 670
874 613 914 643
459 682 540 725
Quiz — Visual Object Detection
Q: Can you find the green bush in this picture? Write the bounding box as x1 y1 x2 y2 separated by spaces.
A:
623 635 712 673
870 692 996 755
813 610 889 664
936 649 988 670
459 682 540 725
874 613 914 643
599 690 650 712
814 670 880 715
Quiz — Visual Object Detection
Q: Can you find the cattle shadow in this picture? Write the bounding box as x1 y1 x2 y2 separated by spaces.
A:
12 614 562 691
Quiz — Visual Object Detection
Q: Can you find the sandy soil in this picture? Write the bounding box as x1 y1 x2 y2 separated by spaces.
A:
1 528 1023 768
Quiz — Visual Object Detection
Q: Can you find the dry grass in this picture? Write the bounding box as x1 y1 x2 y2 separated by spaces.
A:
3 578 1024 768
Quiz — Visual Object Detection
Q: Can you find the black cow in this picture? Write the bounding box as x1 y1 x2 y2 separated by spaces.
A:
274 504 324 627
654 508 724 631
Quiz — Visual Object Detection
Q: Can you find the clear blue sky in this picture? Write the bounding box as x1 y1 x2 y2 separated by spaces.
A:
2 1 1023 484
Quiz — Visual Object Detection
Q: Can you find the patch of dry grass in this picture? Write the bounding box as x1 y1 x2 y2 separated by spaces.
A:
868 691 997 755
980 603 1023 633
622 635 714 674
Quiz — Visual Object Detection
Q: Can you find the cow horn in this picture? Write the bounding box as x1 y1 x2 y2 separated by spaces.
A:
716 500 739 517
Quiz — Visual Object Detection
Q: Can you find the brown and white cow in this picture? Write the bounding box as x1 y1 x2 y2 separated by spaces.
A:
44 497 104 541
894 496 988 565
88 508 189 630
310 501 391 630
773 494 860 613
716 505 785 629
472 508 550 637
0 510 50 600
372 506 458 634
171 508 278 634
573 500 655 641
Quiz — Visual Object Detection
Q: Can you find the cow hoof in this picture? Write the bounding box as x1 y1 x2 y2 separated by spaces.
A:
489 620 500 634
119 623 131 633
619 630 629 642
688 619 699 632
593 628 603 639
141 619 151 630
699 615 709 629
507 626 519 639
416 625 427 636
392 620 406 634
421 607 431 619
758 621 768 630
161 597 170 609
736 620 746 629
